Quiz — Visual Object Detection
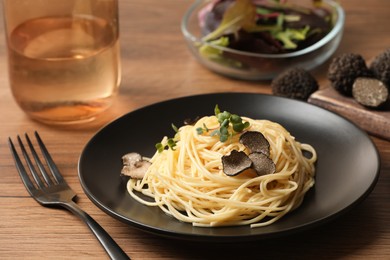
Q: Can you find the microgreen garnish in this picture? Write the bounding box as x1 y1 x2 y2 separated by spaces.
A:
200 105 250 142
156 124 179 152
155 137 177 153
156 106 250 152
196 123 209 135
155 142 163 152
171 123 179 133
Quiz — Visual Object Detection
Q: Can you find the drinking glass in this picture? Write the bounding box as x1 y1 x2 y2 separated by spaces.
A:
2 0 121 124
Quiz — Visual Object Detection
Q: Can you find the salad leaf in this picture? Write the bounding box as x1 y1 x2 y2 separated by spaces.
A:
199 36 229 59
274 26 310 49
199 36 243 68
202 0 257 42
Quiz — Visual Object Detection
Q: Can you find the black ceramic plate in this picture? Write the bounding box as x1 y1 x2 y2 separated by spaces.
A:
78 93 380 242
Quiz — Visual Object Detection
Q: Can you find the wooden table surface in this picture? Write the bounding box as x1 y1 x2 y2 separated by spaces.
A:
1 0 390 259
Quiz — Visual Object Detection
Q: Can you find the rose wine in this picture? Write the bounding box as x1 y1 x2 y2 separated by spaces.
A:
7 15 121 124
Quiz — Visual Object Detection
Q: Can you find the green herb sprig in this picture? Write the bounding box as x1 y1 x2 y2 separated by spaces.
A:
155 105 250 152
155 124 179 153
197 105 250 142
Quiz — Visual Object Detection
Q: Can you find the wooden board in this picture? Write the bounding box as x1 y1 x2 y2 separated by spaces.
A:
308 87 390 141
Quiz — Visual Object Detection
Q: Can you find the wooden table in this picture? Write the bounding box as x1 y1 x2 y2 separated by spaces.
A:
1 0 390 259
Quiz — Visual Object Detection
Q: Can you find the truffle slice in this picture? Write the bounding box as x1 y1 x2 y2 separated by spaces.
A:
121 152 151 179
222 150 253 176
239 131 270 157
352 77 389 108
248 152 276 176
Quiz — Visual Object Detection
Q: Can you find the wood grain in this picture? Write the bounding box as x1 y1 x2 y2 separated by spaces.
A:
1 0 390 259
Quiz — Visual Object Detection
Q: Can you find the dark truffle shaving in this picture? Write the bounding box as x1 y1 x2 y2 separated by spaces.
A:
239 131 270 156
121 152 151 179
222 150 253 176
222 131 276 176
248 152 276 176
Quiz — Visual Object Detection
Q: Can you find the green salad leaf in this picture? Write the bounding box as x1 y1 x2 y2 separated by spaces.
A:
202 0 257 42
199 36 229 59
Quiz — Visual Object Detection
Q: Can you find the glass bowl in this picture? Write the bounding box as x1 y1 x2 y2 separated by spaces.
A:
181 0 345 80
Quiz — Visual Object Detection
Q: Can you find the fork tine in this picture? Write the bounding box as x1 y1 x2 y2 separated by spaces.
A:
17 135 48 189
25 133 55 186
34 131 66 185
8 137 37 195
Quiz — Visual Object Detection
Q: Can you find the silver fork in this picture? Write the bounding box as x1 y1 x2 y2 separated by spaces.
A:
8 132 130 260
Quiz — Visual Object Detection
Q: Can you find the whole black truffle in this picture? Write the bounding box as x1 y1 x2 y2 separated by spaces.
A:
370 48 390 87
327 53 371 96
271 67 319 100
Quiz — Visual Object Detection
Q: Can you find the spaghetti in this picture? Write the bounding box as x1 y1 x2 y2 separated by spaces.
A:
127 115 316 228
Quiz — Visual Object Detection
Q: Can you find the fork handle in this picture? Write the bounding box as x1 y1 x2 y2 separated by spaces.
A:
63 201 130 260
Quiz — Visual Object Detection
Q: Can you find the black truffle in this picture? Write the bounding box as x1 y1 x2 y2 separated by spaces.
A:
370 48 390 87
327 53 371 96
271 67 319 100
